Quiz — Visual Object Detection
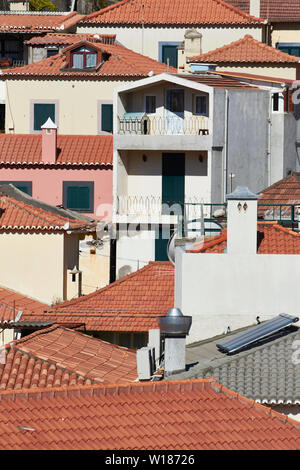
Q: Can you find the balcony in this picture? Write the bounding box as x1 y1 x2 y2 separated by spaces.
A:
114 195 225 234
117 113 209 136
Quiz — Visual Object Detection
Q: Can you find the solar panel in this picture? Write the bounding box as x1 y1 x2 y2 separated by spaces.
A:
216 314 299 354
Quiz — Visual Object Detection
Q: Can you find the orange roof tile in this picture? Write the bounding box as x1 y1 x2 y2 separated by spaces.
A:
1 39 176 79
25 32 115 46
0 378 299 449
0 134 112 166
189 35 300 63
226 0 300 22
80 0 264 26
0 286 47 323
0 12 83 33
0 325 137 390
21 262 175 331
258 172 300 218
0 192 89 232
187 222 300 254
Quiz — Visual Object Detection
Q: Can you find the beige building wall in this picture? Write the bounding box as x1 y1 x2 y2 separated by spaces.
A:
4 78 129 135
0 232 65 305
271 25 300 48
77 25 264 60
79 235 110 295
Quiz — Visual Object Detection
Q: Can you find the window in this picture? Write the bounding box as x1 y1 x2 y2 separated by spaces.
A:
277 44 300 58
63 181 94 213
145 95 156 114
0 181 32 195
273 93 279 112
101 103 113 133
33 103 55 131
195 95 208 116
71 46 97 69
46 48 59 58
161 44 178 68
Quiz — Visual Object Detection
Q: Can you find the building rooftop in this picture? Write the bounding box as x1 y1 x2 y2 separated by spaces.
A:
18 262 175 332
0 325 137 390
187 221 300 254
79 0 264 26
167 321 300 406
0 11 84 33
0 184 94 233
0 377 299 449
189 34 300 64
226 0 300 22
0 286 48 323
0 38 176 79
0 134 112 166
25 32 116 46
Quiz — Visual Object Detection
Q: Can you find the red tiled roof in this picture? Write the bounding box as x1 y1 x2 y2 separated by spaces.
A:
80 0 264 26
189 35 300 63
258 172 300 218
205 69 295 84
21 262 175 331
0 286 48 323
25 32 115 46
0 134 113 166
0 12 84 33
1 39 176 79
187 222 300 254
0 377 299 450
0 193 89 232
0 325 137 390
226 0 300 22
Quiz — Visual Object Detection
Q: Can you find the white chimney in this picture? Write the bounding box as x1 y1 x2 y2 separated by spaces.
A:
226 186 259 255
41 117 58 164
249 0 260 17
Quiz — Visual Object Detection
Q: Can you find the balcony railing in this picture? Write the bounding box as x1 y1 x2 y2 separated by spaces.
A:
118 115 209 136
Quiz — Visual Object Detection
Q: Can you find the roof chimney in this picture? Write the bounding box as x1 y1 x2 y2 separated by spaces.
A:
249 0 260 17
226 186 259 255
158 308 192 376
41 117 57 164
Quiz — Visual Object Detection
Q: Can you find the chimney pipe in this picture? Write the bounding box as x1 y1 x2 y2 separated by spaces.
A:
41 117 58 164
249 0 260 17
158 308 192 376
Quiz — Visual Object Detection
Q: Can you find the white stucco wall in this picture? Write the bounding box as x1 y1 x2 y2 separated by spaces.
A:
77 25 264 60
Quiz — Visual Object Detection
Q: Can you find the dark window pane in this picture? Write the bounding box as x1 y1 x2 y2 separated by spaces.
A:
0 181 32 195
34 103 55 131
168 90 184 113
146 96 156 114
63 181 94 212
101 103 113 132
273 93 279 111
195 95 207 115
47 48 59 58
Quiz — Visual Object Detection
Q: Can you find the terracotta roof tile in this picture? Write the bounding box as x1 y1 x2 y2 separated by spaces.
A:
258 172 300 216
0 134 112 166
0 192 88 232
0 12 83 33
0 325 137 390
25 32 116 46
189 35 300 63
0 286 47 323
187 222 300 254
21 262 175 331
80 0 264 26
1 39 176 79
226 0 300 22
0 378 299 449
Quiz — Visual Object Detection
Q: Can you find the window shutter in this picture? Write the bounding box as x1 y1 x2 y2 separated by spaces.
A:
67 186 90 211
34 103 55 131
101 104 113 132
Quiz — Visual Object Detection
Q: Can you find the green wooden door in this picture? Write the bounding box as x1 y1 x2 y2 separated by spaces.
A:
155 153 185 261
162 45 178 68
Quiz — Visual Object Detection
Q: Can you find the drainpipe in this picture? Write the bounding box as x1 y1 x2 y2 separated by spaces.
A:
223 89 229 202
267 91 272 187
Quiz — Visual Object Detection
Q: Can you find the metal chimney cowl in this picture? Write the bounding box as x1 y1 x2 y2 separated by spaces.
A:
158 308 192 337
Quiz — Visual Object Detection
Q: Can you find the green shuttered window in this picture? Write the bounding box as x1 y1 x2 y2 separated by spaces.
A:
34 103 55 131
63 182 94 212
101 103 113 133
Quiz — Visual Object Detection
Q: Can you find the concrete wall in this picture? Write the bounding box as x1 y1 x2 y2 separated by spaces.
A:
77 25 264 61
270 112 298 183
4 78 129 135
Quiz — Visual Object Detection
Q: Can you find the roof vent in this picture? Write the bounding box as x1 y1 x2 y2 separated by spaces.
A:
158 308 192 337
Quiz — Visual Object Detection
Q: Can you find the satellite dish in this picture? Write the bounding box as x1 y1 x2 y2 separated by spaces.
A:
167 230 177 266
